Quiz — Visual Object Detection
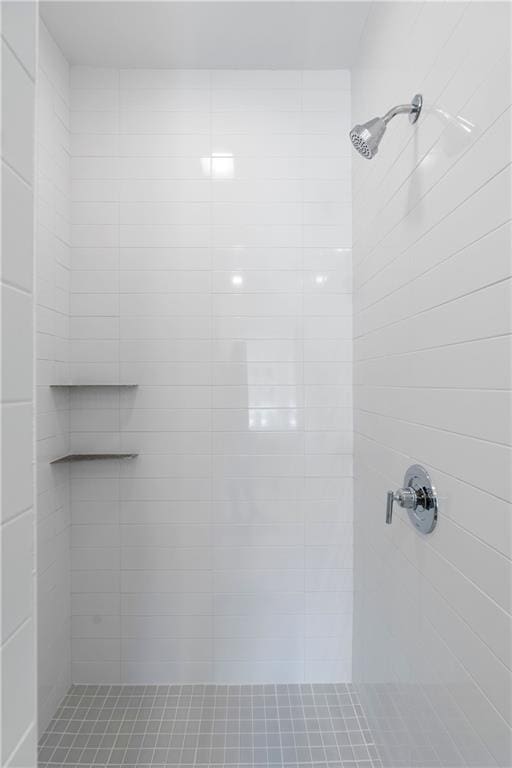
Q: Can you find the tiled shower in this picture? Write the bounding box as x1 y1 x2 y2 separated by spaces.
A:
1 2 510 768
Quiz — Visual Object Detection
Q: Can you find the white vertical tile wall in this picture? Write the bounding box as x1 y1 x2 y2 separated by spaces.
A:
1 2 37 765
35 22 71 734
69 67 353 684
351 2 511 766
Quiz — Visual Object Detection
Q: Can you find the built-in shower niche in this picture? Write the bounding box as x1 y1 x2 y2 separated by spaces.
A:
49 385 138 464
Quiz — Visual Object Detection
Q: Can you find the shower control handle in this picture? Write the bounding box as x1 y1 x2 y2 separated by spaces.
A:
385 465 439 534
385 491 394 524
385 487 419 524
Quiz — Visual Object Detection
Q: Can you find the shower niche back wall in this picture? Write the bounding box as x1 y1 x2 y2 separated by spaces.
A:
37 22 353 727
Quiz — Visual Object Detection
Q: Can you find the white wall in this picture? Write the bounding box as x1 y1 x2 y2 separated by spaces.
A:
36 22 71 734
0 2 38 765
68 67 353 684
351 2 511 767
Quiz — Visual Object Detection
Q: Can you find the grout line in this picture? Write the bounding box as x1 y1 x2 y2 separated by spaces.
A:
355 274 511 344
357 405 512 450
354 330 512 363
356 218 511 315
354 160 511 284
1 33 36 81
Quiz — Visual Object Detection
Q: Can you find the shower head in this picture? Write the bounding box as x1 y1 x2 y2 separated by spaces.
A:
349 93 423 160
349 116 387 160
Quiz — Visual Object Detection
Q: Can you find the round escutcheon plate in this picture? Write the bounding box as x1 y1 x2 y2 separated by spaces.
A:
404 464 438 534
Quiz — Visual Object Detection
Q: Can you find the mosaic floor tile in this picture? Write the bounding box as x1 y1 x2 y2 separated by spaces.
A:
38 683 382 767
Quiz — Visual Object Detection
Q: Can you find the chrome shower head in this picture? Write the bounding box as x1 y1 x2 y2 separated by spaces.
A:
349 117 387 159
349 94 423 160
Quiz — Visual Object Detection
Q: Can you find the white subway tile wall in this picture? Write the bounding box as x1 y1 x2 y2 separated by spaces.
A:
1 1 37 765
68 68 353 685
36 23 72 734
351 2 511 767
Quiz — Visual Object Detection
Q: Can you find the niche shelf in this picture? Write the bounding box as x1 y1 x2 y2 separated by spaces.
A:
50 383 138 388
50 453 138 464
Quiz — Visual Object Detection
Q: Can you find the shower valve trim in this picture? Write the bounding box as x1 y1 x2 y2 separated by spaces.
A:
385 463 438 534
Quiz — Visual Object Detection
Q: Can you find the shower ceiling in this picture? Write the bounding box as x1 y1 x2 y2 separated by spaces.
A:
40 0 371 68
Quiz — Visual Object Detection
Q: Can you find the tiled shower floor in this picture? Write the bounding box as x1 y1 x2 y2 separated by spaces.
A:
38 683 382 768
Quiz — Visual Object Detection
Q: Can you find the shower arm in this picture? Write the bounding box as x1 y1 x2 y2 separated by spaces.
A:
382 104 416 124
383 95 423 125
383 104 414 123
